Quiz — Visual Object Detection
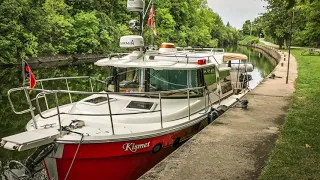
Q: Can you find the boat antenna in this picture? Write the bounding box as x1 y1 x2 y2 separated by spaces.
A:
127 0 153 36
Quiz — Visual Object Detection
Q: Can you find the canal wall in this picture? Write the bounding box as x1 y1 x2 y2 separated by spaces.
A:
0 54 109 68
140 45 298 180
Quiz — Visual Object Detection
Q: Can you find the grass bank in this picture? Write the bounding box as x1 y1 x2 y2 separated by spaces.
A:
260 49 320 179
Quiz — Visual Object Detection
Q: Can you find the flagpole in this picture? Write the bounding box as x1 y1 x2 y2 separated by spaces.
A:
286 7 294 84
22 59 26 87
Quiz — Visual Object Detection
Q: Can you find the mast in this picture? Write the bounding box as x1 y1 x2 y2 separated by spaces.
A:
126 0 153 92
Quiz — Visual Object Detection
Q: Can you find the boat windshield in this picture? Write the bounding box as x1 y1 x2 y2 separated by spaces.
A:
149 69 197 91
106 68 203 97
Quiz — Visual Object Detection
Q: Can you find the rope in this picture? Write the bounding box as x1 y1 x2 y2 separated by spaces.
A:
64 133 84 180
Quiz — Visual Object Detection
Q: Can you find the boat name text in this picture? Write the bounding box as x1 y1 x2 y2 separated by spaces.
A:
122 142 150 152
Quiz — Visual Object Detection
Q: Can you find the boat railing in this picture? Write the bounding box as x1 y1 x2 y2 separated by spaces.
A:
176 47 225 54
108 53 131 60
8 85 208 136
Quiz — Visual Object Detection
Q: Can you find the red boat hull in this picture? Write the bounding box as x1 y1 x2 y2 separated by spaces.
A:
45 117 209 180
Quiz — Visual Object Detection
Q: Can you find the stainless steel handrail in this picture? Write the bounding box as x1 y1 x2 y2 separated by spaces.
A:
176 47 225 53
36 76 91 82
53 93 63 137
9 85 208 136
7 76 105 115
106 93 115 135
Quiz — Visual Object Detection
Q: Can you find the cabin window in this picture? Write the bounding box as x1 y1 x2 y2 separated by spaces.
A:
219 70 232 94
116 68 142 93
204 67 217 91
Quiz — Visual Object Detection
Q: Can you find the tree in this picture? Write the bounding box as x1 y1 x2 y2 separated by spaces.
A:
0 0 242 64
72 11 100 53
40 0 75 54
242 20 252 36
0 0 38 64
255 0 320 47
261 0 291 48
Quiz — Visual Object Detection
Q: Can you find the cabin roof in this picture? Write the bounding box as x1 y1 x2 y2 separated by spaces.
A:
94 51 247 70
95 51 222 70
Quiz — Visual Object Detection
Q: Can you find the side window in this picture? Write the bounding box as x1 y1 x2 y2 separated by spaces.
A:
204 67 217 91
219 70 232 94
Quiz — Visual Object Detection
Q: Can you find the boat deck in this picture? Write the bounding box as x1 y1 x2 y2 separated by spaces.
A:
26 93 245 142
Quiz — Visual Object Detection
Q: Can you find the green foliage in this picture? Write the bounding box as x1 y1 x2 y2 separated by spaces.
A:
73 11 100 53
0 0 38 64
0 0 241 64
242 20 252 36
238 36 259 46
295 1 320 47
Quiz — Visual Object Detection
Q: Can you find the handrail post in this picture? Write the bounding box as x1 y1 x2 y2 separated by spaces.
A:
54 93 63 137
107 94 115 135
159 93 163 129
203 87 207 110
89 78 94 92
65 79 72 103
187 89 190 120
40 81 49 110
24 88 38 129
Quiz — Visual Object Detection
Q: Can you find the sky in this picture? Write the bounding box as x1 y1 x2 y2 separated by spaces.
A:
207 0 268 29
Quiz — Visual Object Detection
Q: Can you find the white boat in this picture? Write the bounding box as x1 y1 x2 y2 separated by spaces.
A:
0 1 254 180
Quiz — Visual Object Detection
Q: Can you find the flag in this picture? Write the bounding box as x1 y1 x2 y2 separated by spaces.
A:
147 4 157 37
23 61 36 89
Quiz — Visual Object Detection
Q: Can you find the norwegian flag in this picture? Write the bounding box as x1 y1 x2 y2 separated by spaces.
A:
23 61 36 88
147 4 157 37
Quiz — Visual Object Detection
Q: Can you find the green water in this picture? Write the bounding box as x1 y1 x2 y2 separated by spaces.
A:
0 46 274 178
225 46 275 88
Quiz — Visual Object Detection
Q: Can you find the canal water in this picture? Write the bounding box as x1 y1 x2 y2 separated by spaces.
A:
0 46 274 179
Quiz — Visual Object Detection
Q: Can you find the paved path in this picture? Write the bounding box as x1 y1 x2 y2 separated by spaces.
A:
140 48 298 180
259 38 311 49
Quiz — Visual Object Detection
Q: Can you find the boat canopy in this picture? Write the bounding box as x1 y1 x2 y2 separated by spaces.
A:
223 53 248 62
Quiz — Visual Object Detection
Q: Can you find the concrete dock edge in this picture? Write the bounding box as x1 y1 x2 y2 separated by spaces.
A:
139 46 298 180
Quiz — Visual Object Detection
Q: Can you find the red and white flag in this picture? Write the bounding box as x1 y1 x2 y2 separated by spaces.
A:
147 4 157 37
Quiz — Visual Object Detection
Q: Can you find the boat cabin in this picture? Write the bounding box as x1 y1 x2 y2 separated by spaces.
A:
95 42 234 98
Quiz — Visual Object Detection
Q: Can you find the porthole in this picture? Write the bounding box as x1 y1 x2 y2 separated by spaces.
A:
152 143 162 154
172 137 180 148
